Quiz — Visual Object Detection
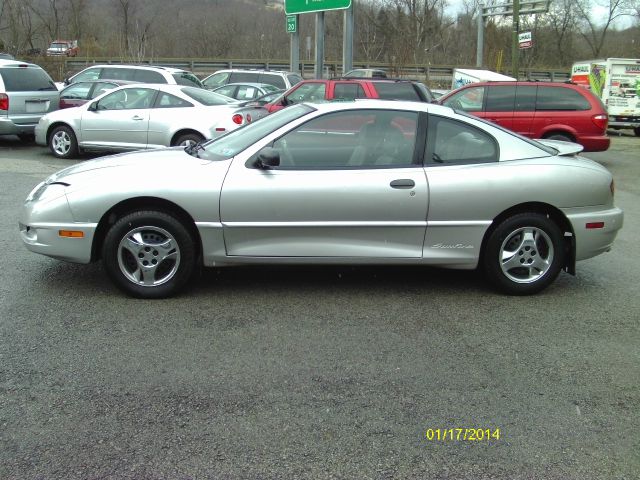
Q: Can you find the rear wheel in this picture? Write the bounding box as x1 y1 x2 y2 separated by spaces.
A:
102 210 197 298
544 132 573 143
634 127 640 137
483 213 565 295
174 132 205 148
49 125 78 159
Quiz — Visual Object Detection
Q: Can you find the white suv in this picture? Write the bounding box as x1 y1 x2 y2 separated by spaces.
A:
66 64 203 88
0 59 59 141
202 69 303 91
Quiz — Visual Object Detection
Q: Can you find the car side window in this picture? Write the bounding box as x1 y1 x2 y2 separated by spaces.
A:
155 92 193 108
61 83 92 99
441 86 485 112
214 85 236 98
334 83 366 100
101 68 135 81
536 86 591 111
236 85 260 99
97 88 157 110
286 83 326 104
426 115 498 165
230 72 259 83
515 85 536 111
203 72 230 89
260 73 286 89
134 70 166 83
270 109 418 169
73 68 101 82
485 86 516 111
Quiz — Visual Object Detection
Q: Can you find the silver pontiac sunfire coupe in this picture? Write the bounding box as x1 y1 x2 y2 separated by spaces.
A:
20 100 623 298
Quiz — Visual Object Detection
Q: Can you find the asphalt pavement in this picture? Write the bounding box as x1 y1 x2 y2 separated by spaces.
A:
0 134 638 479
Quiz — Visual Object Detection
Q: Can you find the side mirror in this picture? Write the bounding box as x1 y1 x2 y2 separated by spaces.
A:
254 147 280 169
88 101 98 112
280 96 289 106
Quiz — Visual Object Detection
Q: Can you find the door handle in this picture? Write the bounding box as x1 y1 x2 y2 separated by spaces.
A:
390 179 415 189
132 115 144 121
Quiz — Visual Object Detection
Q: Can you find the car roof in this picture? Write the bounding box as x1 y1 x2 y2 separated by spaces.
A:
0 59 38 67
78 64 189 73
211 69 299 75
309 98 442 114
216 82 274 88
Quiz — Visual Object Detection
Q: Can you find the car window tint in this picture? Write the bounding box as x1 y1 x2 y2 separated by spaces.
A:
73 68 101 82
486 85 516 111
101 68 136 81
374 83 420 101
286 83 326 104
230 72 260 83
427 115 498 165
98 88 156 110
515 85 537 111
61 82 92 99
0 67 56 92
203 72 230 89
156 92 193 108
260 73 286 89
334 83 366 100
271 109 418 169
133 70 166 83
536 86 591 111
441 86 485 111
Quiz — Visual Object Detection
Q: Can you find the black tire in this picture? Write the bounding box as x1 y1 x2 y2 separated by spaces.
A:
544 133 573 143
48 125 79 159
174 132 205 147
102 210 197 298
17 133 36 143
634 127 640 137
483 213 565 295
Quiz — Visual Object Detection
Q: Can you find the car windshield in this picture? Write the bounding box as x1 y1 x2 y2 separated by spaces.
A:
199 104 315 161
181 87 238 105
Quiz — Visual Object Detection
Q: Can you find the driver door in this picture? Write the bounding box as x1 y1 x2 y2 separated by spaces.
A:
220 109 428 258
80 87 157 149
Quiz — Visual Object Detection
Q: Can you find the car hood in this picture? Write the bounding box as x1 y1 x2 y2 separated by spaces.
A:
47 148 210 184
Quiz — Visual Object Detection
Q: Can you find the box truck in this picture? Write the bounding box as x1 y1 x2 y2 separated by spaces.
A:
571 58 640 136
451 69 516 90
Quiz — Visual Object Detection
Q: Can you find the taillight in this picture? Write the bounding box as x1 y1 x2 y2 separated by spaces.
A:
591 113 608 131
232 114 244 125
0 93 8 111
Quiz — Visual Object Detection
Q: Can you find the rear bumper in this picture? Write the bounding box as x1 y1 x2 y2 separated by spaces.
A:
579 135 610 152
564 206 624 261
0 117 37 136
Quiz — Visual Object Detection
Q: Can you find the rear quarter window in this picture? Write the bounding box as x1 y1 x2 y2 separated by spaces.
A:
536 86 591 111
374 83 421 101
0 67 57 92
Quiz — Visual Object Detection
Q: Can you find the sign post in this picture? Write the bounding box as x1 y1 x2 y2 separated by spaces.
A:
518 31 533 49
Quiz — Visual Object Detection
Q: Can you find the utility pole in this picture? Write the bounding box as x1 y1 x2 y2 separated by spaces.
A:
511 0 520 78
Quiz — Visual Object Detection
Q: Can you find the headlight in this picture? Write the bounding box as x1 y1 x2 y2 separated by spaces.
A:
25 182 68 203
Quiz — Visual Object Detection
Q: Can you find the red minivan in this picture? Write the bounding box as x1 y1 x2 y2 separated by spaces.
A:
438 81 610 152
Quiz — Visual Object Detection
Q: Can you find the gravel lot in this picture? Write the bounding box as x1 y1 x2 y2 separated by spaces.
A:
1 134 638 479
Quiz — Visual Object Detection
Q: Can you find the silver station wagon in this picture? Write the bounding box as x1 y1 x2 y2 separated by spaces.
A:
20 100 623 298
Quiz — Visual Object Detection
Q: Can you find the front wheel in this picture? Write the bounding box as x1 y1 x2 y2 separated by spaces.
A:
483 213 565 295
634 126 640 137
49 125 79 159
102 211 197 298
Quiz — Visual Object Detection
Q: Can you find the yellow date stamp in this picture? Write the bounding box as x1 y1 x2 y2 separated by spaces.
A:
425 427 501 442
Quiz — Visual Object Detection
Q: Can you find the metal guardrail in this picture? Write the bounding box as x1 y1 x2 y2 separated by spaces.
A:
58 57 571 84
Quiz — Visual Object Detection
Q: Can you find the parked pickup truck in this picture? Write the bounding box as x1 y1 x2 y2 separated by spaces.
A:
46 40 79 57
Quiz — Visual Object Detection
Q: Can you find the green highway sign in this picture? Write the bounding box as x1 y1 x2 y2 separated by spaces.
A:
286 15 297 33
284 0 351 15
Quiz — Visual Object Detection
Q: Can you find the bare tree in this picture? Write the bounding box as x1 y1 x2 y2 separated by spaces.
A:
576 0 633 56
